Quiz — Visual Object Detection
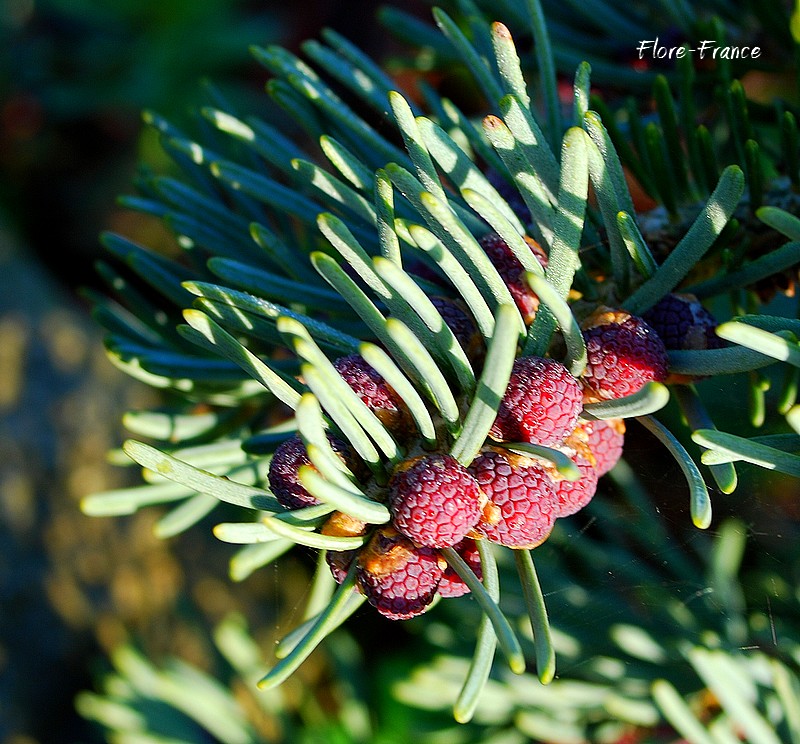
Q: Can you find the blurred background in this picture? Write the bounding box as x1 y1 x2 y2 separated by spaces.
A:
0 2 425 741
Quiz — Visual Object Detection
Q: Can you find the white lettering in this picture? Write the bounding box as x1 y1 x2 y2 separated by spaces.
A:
697 40 714 59
637 39 656 59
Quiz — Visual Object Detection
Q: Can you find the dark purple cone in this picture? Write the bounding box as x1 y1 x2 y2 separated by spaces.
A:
357 528 443 620
322 511 368 584
429 296 482 360
480 233 548 324
486 168 531 224
268 434 354 510
334 354 413 438
642 293 724 351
